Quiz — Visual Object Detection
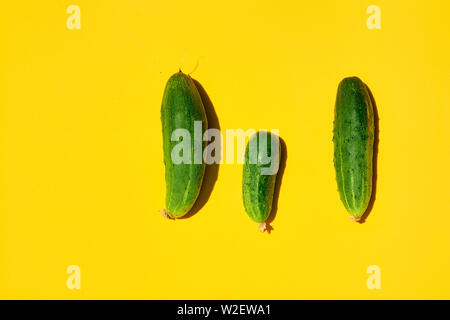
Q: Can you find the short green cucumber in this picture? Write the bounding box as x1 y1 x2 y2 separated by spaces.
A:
160 71 207 218
242 131 280 232
333 77 374 221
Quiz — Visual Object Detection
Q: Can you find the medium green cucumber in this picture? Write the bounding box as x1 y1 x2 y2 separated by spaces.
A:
242 131 280 232
333 77 374 221
160 71 207 218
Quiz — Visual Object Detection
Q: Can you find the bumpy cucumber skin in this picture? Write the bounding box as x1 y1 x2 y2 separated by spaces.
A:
242 132 280 223
161 71 207 218
333 77 374 218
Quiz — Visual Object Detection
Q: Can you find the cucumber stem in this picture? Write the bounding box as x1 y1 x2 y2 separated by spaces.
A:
349 216 361 223
258 222 267 233
159 209 173 220
188 59 200 76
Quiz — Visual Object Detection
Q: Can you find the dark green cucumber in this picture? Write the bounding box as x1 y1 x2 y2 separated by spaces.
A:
160 71 207 218
242 131 280 232
333 77 374 221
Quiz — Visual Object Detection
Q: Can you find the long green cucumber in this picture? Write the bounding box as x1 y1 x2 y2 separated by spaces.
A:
242 131 280 232
333 77 374 222
160 71 207 218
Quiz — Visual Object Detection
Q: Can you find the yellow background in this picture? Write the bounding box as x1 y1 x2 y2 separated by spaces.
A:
1 0 449 299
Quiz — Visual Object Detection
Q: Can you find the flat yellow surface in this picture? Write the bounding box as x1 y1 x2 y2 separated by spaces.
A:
1 0 449 299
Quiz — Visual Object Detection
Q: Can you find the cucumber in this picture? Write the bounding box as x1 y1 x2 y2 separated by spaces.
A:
242 131 281 232
160 71 208 218
333 77 374 222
